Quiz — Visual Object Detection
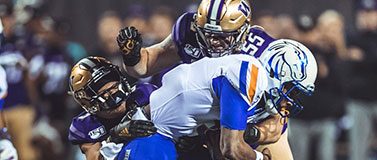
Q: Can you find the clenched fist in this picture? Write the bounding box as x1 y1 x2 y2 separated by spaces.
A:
117 26 143 66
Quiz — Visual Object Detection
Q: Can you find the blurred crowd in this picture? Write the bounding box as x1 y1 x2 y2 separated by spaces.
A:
0 0 376 160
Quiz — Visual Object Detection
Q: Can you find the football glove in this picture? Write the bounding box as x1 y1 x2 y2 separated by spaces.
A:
175 135 202 153
200 126 225 160
117 26 142 66
244 124 261 145
108 109 157 143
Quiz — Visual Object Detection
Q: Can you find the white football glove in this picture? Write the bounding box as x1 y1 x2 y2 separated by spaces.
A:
99 141 123 160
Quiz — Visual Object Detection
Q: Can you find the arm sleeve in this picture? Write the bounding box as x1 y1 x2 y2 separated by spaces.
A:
171 12 194 47
68 113 108 145
212 76 249 130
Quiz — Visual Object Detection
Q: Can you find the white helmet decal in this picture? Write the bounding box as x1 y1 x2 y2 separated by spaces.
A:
267 40 309 82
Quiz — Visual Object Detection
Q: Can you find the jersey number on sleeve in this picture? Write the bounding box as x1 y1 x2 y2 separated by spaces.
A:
241 32 265 55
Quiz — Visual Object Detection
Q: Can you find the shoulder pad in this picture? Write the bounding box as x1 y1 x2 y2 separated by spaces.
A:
68 112 108 144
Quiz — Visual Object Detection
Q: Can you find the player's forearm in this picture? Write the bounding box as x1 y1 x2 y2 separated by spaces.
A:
222 140 261 160
80 142 102 160
256 115 284 144
221 128 264 160
84 151 102 160
124 35 180 78
124 48 150 78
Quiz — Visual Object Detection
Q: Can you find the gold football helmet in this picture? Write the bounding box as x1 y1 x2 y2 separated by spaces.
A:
69 56 132 114
195 0 252 57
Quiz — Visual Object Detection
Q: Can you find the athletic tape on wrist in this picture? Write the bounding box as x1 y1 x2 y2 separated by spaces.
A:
254 150 264 160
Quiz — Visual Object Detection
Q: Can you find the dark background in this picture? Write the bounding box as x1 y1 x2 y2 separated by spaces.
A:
46 0 355 51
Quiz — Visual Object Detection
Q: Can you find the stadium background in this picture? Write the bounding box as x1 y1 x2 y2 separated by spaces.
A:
0 0 376 159
47 0 355 50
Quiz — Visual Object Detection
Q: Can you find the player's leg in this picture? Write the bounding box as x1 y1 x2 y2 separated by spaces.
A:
316 119 336 160
289 119 311 160
5 105 37 160
257 129 293 160
347 100 371 160
117 133 177 160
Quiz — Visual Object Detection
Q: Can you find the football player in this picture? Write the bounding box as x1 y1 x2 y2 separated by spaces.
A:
67 57 158 160
115 39 318 160
117 0 291 158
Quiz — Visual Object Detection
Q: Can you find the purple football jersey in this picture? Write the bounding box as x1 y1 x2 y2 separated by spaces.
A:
68 83 157 144
240 26 276 58
172 12 205 63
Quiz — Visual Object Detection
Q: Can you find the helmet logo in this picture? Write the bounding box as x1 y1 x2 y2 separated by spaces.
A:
290 49 308 81
184 44 202 58
238 0 251 18
268 41 308 82
88 126 106 139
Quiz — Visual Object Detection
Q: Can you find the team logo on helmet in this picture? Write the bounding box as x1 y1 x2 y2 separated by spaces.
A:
261 39 318 117
238 0 251 18
267 40 309 82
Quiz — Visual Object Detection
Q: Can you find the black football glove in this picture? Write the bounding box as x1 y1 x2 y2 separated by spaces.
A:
108 110 157 143
117 26 142 66
175 135 202 153
244 123 261 145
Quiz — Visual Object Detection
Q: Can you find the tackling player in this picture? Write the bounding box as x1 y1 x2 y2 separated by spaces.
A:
114 39 318 160
67 57 158 160
117 0 292 158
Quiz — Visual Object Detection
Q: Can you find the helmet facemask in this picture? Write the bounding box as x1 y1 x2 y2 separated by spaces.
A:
72 65 132 114
194 22 249 57
267 81 314 117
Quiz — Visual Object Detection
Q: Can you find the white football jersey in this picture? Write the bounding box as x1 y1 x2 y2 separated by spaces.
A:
150 54 268 139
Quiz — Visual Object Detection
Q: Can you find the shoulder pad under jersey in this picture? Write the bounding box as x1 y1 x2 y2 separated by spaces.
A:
126 83 157 107
68 112 123 145
172 12 205 63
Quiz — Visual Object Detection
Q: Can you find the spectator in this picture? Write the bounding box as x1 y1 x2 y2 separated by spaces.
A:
289 11 348 160
0 2 37 159
92 10 137 84
345 0 377 159
254 11 280 38
147 6 174 42
123 4 154 46
275 14 300 40
27 15 70 160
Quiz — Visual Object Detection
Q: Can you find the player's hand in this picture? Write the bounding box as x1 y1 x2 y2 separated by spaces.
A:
175 135 202 153
262 148 272 160
117 26 142 66
202 127 225 160
109 119 157 143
